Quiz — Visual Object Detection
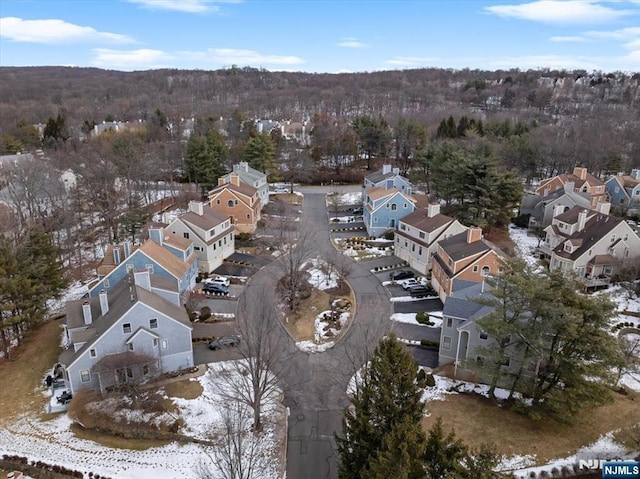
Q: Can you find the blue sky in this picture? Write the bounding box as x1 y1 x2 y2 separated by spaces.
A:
1 0 638 72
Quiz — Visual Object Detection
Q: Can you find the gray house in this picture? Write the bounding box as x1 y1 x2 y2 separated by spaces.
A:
363 164 412 194
438 281 538 389
520 182 592 232
59 271 193 394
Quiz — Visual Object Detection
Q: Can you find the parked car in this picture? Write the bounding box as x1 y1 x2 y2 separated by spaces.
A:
202 283 229 295
352 207 363 215
208 335 241 350
399 278 420 290
204 275 230 287
390 270 415 281
408 285 434 298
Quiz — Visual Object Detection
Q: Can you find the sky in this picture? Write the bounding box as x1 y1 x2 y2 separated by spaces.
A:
0 0 638 73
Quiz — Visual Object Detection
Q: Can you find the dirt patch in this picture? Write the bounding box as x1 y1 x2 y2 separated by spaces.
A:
164 379 203 400
422 389 640 465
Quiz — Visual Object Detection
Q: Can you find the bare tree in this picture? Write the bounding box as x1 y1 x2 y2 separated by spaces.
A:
197 401 261 479
213 286 286 432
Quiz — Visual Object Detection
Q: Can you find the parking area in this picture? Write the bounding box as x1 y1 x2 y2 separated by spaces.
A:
192 322 243 365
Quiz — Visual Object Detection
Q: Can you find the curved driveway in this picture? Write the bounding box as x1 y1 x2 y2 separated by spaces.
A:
237 187 392 479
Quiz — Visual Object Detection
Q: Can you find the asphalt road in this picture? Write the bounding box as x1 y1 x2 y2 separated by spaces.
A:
393 297 443 313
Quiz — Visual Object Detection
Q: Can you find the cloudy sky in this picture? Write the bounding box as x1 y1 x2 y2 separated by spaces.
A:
0 0 638 72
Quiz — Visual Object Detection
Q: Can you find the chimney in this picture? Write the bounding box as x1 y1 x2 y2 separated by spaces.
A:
392 167 400 175
230 174 241 186
99 289 109 316
82 301 92 325
573 167 587 180
189 200 205 216
427 203 440 218
134 269 151 291
631 168 640 180
466 227 482 244
148 227 163 246
113 246 120 265
553 204 566 218
217 177 227 186
597 202 611 215
563 181 574 193
382 164 391 175
235 162 249 173
122 240 131 258
577 209 588 232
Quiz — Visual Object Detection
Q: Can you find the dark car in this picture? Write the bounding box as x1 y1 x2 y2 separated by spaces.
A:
208 335 241 350
352 207 363 215
390 270 415 281
203 283 229 295
408 285 434 298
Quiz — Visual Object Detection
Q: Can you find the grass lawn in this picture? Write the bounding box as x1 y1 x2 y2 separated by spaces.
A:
0 319 63 424
284 288 332 341
422 389 640 465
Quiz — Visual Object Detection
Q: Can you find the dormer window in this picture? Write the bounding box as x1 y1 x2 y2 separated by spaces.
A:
564 242 572 253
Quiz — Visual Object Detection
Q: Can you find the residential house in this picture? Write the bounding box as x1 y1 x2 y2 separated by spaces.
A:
394 203 468 275
438 281 537 388
219 161 269 207
363 164 412 195
59 272 194 394
536 167 606 209
91 234 198 305
605 169 640 214
363 186 416 237
208 174 261 234
164 201 234 274
541 205 640 289
431 229 505 302
520 182 592 231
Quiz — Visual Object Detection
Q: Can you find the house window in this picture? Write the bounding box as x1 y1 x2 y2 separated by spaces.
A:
80 369 90 382
153 338 158 347
446 318 453 328
123 323 131 334
403 203 408 209
448 258 453 268
412 244 415 252
128 343 134 351
90 348 96 358
418 246 422 255
235 200 238 205
401 224 406 231
396 236 400 243
419 232 425 239
126 368 133 379
391 204 397 211
624 234 629 241
443 336 452 350
374 217 378 223
476 356 485 367
614 186 620 193
227 200 234 207
246 214 250 219
473 265 478 272
620 198 625 204
481 266 490 277
161 339 168 349
183 232 190 239
479 331 488 340
143 365 149 376
103 279 110 288
404 241 408 247
385 203 389 209
216 199 221 205
146 264 154 273
150 318 158 329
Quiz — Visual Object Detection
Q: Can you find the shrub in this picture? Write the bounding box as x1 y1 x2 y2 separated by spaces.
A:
383 230 395 240
425 374 436 387
420 338 439 349
416 312 429 324
199 306 212 321
511 213 531 228
417 369 426 382
236 232 252 242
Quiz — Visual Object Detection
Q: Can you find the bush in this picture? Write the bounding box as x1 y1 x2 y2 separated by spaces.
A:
416 312 429 324
199 306 211 321
236 232 252 242
511 213 531 228
383 230 395 240
420 338 439 349
417 369 426 382
425 374 436 387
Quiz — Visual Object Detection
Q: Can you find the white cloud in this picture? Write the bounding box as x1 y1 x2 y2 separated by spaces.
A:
584 26 640 40
484 1 635 24
385 56 440 66
550 35 587 42
182 48 305 65
92 48 172 69
337 38 368 48
126 0 240 13
0 17 134 44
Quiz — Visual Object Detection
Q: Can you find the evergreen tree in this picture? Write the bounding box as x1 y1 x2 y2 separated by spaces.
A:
184 130 227 189
42 114 68 147
243 132 275 175
336 335 426 479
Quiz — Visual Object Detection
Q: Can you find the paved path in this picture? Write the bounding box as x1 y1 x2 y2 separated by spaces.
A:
237 187 391 479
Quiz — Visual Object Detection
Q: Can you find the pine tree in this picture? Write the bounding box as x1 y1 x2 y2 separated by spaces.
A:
336 335 426 479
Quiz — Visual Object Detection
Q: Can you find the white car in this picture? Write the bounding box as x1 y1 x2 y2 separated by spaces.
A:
204 276 230 287
399 278 419 290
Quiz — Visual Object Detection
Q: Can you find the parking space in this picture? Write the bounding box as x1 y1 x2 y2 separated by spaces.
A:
192 322 243 365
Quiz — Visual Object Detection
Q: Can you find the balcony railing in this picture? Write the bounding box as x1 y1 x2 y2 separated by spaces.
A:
579 275 612 288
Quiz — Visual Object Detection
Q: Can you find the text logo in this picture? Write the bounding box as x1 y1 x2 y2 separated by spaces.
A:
601 461 640 479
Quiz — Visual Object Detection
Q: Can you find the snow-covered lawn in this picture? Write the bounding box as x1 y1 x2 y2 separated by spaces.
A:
304 258 339 290
333 191 361 206
0 363 285 479
296 302 351 353
390 312 443 328
508 225 542 269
